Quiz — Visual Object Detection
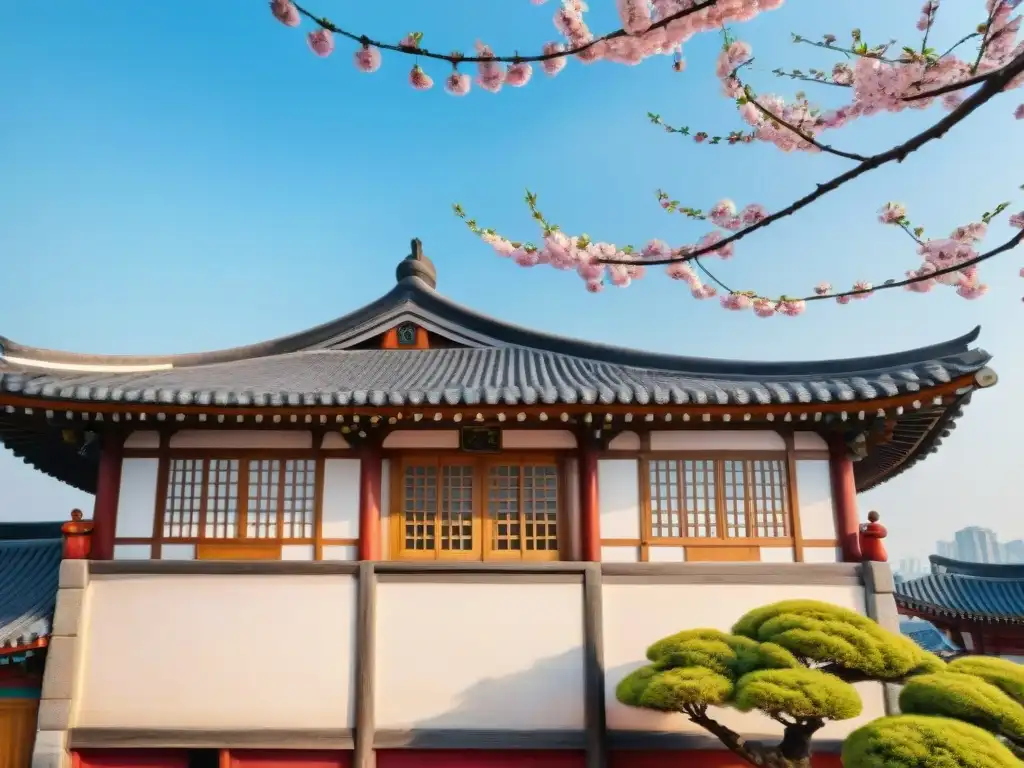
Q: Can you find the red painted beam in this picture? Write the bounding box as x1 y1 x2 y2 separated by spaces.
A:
828 434 861 563
578 441 600 562
91 432 125 560
357 444 383 560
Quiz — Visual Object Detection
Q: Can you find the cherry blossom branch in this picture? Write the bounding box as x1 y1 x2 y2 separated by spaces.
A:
284 0 718 66
604 48 1024 267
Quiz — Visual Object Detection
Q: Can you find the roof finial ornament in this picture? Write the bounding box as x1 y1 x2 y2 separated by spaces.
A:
395 237 438 290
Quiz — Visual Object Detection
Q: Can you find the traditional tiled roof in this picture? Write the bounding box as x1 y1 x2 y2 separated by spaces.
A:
894 555 1024 625
0 530 62 655
0 340 991 409
0 241 997 493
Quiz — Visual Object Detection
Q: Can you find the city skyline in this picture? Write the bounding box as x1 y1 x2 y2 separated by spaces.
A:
898 525 1024 578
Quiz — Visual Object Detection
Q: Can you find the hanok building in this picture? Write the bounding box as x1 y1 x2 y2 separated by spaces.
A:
0 242 1000 768
895 555 1024 662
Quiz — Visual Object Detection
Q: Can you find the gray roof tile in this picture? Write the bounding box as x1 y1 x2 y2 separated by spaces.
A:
0 344 991 409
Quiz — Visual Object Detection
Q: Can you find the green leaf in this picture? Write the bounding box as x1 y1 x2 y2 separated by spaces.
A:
843 715 1019 768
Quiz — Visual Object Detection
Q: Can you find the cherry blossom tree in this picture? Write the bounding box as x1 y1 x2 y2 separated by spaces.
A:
267 0 1024 317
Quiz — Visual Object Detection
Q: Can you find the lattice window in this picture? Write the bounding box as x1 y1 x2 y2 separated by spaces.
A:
645 456 789 541
402 464 438 552
721 460 747 538
246 459 280 538
440 465 475 552
204 459 240 538
282 459 317 539
398 458 558 560
648 459 717 538
487 463 559 557
488 465 521 552
749 459 788 538
161 456 317 542
164 459 204 538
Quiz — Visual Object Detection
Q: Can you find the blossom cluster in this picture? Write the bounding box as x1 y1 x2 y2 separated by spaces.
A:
720 0 1024 150
269 0 785 94
457 194 1024 316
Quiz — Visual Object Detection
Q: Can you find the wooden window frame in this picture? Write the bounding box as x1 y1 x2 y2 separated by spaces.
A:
639 451 797 548
389 452 566 562
154 450 321 546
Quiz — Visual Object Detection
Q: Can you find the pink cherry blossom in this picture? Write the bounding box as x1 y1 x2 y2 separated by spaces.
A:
307 29 334 57
270 0 300 27
506 62 534 86
354 45 382 73
1015 104 1024 119
409 65 433 90
445 72 472 96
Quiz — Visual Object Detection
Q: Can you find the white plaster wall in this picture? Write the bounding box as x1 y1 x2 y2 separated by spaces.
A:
322 459 361 539
115 458 160 539
601 546 639 563
382 430 458 449
322 432 350 449
796 460 838 541
113 544 151 559
501 430 576 449
607 431 642 451
598 459 641 540
124 430 160 449
760 546 796 564
160 545 195 560
323 544 358 560
169 430 313 449
650 431 786 451
647 547 685 563
282 545 315 561
603 582 885 740
375 582 586 730
76 574 358 729
803 547 842 563
793 432 828 450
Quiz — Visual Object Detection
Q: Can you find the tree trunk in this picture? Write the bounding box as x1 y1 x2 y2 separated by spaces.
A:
686 710 822 768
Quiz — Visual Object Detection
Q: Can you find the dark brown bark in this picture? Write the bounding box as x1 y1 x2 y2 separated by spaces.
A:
684 707 824 768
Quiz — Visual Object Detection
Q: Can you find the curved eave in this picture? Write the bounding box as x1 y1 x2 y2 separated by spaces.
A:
895 594 1024 627
0 271 990 379
854 392 972 492
0 413 98 492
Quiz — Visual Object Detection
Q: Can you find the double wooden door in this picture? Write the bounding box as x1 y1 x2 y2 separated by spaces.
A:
0 699 38 768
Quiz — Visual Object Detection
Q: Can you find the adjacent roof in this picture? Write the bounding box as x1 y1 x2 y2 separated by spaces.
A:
0 241 996 492
895 555 1024 625
0 528 62 656
899 618 961 655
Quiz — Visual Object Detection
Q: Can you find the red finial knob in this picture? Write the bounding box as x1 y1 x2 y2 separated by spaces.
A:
859 511 888 563
62 509 94 560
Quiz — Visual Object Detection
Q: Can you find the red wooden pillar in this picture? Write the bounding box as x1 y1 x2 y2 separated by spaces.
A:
91 432 125 560
357 443 383 560
827 434 861 563
577 439 600 562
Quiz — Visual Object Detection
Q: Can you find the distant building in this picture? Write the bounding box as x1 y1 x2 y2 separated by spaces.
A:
954 527 1002 563
937 540 956 559
1004 540 1024 564
897 557 927 581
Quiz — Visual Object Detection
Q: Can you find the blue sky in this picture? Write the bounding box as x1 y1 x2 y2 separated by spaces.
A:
1 1 1020 561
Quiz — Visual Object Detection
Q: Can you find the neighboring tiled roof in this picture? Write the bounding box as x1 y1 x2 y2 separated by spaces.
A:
0 537 62 653
900 619 961 654
894 555 1024 625
0 342 992 409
